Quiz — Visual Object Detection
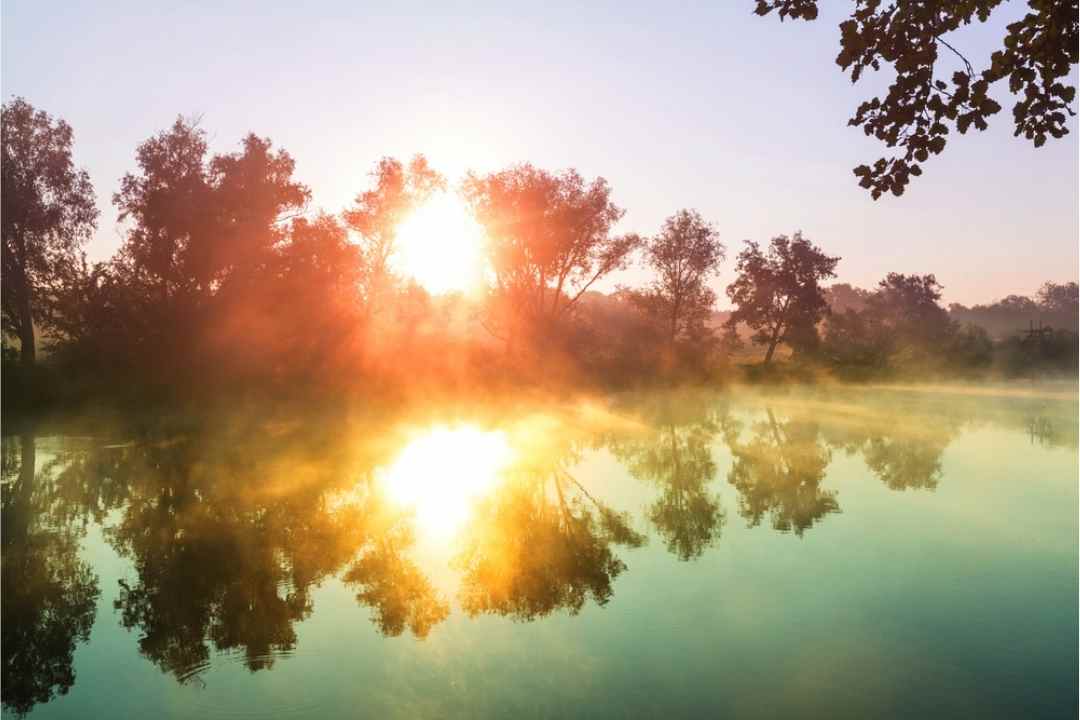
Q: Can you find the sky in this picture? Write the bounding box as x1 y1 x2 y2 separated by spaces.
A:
3 1 1077 307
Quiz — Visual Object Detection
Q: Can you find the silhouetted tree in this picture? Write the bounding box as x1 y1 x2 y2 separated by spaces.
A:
1037 280 1079 327
464 164 641 344
101 119 311 390
114 119 309 303
824 283 873 314
725 232 839 364
753 1 1078 197
343 155 444 315
633 209 725 353
2 99 97 366
869 273 954 367
822 273 992 375
949 293 1042 339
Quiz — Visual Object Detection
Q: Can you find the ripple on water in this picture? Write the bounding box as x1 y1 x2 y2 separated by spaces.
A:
172 649 327 719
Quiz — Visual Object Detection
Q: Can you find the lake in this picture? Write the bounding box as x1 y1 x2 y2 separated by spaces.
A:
2 384 1077 719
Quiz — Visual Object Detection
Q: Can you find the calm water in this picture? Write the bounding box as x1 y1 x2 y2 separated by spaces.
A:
3 386 1077 719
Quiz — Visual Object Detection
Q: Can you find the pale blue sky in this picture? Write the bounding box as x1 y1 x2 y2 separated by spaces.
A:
3 1 1076 305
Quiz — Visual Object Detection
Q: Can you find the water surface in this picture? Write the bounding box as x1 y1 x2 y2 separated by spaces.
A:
3 385 1077 719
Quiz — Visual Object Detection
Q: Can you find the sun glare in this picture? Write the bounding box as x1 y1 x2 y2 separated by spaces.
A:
393 192 487 295
379 426 513 537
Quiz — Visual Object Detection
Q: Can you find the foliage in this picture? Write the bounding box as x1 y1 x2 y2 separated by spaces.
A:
0 105 1075 410
343 155 444 312
1 98 98 366
754 0 1079 197
821 273 996 376
2 435 100 715
627 209 725 374
722 410 837 536
464 164 641 344
724 232 840 364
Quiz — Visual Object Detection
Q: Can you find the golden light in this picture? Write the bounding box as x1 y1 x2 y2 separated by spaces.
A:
393 192 487 294
379 425 513 537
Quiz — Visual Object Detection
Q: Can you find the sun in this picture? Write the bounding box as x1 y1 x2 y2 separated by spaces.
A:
393 192 487 295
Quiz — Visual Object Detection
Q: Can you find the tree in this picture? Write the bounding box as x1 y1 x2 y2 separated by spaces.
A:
821 273 992 374
114 119 309 306
2 98 98 366
343 155 444 313
724 232 839 364
107 119 310 389
1036 280 1079 327
753 1 1078 198
635 209 725 348
463 164 641 342
867 273 953 344
824 282 874 314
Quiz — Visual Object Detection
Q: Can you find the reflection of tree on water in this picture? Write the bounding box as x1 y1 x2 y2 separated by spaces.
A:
104 433 369 677
609 394 725 561
724 409 838 536
343 525 449 639
2 434 100 716
455 449 644 621
862 436 945 491
1023 411 1078 450
39 420 449 685
813 397 953 492
9 391 1066 709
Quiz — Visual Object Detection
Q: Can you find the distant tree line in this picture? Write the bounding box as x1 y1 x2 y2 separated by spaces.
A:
2 98 1077 411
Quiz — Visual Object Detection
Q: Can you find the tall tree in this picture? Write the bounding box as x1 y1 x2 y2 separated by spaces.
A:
2 98 97 366
753 1 1078 197
108 119 310 386
636 209 725 347
725 232 839 364
343 155 444 312
463 164 640 341
114 119 309 306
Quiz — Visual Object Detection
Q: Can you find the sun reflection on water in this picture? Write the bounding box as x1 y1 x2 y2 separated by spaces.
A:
379 425 513 538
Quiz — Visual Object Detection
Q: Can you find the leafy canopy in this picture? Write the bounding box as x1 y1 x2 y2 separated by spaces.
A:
754 0 1078 198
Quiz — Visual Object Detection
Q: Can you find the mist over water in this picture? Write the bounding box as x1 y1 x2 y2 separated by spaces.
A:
2 384 1076 720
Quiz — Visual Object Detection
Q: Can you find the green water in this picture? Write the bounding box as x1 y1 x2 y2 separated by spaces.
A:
2 386 1077 719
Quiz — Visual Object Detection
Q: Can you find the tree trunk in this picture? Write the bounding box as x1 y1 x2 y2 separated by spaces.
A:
763 336 779 365
17 275 36 367
762 321 783 365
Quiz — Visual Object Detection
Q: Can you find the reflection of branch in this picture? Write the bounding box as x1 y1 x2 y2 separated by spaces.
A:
765 408 792 476
557 467 603 510
551 472 578 540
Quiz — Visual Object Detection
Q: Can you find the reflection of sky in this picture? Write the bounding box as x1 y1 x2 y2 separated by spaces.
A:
3 2 1076 305
7 389 1078 718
